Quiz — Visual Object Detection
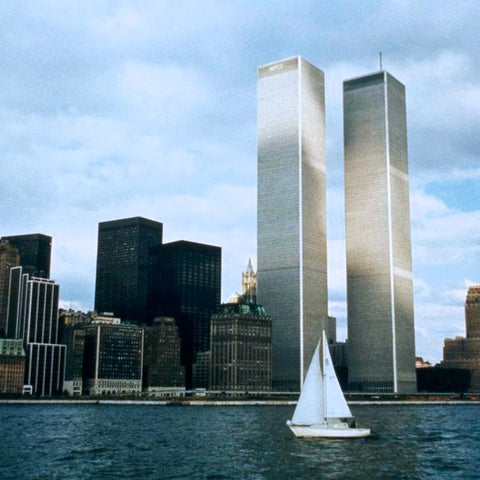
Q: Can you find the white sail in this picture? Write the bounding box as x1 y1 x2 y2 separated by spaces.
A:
291 339 324 425
323 331 352 419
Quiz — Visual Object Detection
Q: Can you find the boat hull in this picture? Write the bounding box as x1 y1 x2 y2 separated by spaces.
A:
287 422 370 438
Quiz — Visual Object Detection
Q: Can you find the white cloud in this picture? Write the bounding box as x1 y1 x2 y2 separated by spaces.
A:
0 1 479 366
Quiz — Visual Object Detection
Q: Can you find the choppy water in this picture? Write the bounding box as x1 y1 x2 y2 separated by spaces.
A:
0 403 479 479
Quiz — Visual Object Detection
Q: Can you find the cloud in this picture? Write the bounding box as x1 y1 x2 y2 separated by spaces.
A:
0 1 479 367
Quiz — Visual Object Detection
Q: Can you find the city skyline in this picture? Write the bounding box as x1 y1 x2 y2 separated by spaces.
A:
1 2 479 364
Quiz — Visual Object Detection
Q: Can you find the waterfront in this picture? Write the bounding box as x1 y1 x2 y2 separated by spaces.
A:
0 404 479 479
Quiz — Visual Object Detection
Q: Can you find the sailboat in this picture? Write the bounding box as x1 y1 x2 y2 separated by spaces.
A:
287 331 370 438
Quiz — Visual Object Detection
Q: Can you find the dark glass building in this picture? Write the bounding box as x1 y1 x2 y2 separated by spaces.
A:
0 240 20 336
94 217 163 324
1 234 52 278
149 240 221 388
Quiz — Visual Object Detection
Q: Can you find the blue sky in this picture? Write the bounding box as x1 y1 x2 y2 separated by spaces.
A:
1 1 479 363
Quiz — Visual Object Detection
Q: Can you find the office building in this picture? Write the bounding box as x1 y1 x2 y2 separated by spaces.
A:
442 286 480 391
94 217 163 324
0 338 25 394
83 315 144 395
257 56 328 391
1 233 51 278
149 240 221 388
210 302 272 392
5 269 66 396
59 310 91 396
143 317 184 390
25 343 66 396
343 70 416 393
5 267 28 339
0 240 20 335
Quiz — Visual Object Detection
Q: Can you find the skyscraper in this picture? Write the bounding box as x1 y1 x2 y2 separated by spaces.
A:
94 217 163 324
343 70 416 393
149 240 221 388
257 56 328 391
6 268 66 396
1 233 52 278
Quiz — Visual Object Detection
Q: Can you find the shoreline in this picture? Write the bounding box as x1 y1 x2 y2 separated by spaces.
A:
1 398 479 406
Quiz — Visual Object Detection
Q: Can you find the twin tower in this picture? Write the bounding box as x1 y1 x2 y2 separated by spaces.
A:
257 56 416 393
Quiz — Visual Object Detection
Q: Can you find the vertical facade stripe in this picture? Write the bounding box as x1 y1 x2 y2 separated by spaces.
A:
298 57 305 385
383 72 398 393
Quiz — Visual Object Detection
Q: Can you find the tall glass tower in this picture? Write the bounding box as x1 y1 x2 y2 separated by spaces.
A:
94 217 163 324
343 71 416 393
257 57 328 391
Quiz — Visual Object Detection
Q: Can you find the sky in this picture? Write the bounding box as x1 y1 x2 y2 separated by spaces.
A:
1 1 479 364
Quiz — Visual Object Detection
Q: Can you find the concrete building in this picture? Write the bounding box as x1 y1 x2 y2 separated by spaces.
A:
210 302 272 393
442 286 480 391
83 315 143 396
343 70 416 393
143 317 184 390
0 338 25 394
257 56 328 391
94 217 163 325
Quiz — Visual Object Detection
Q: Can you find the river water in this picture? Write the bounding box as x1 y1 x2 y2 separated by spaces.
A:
0 403 479 479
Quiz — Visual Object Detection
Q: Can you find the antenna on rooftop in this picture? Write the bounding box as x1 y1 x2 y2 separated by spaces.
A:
379 51 383 71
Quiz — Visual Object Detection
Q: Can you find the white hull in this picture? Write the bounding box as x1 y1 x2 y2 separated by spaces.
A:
287 421 370 439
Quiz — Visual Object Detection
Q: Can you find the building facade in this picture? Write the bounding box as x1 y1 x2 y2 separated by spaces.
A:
343 71 416 393
94 217 163 324
442 286 480 391
210 302 272 392
1 233 51 278
143 317 184 390
149 240 221 389
59 310 92 396
83 317 144 396
0 338 25 394
0 240 20 335
25 343 66 396
257 56 328 391
6 269 66 396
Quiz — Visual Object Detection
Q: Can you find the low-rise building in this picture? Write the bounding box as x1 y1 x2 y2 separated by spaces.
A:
0 339 25 394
